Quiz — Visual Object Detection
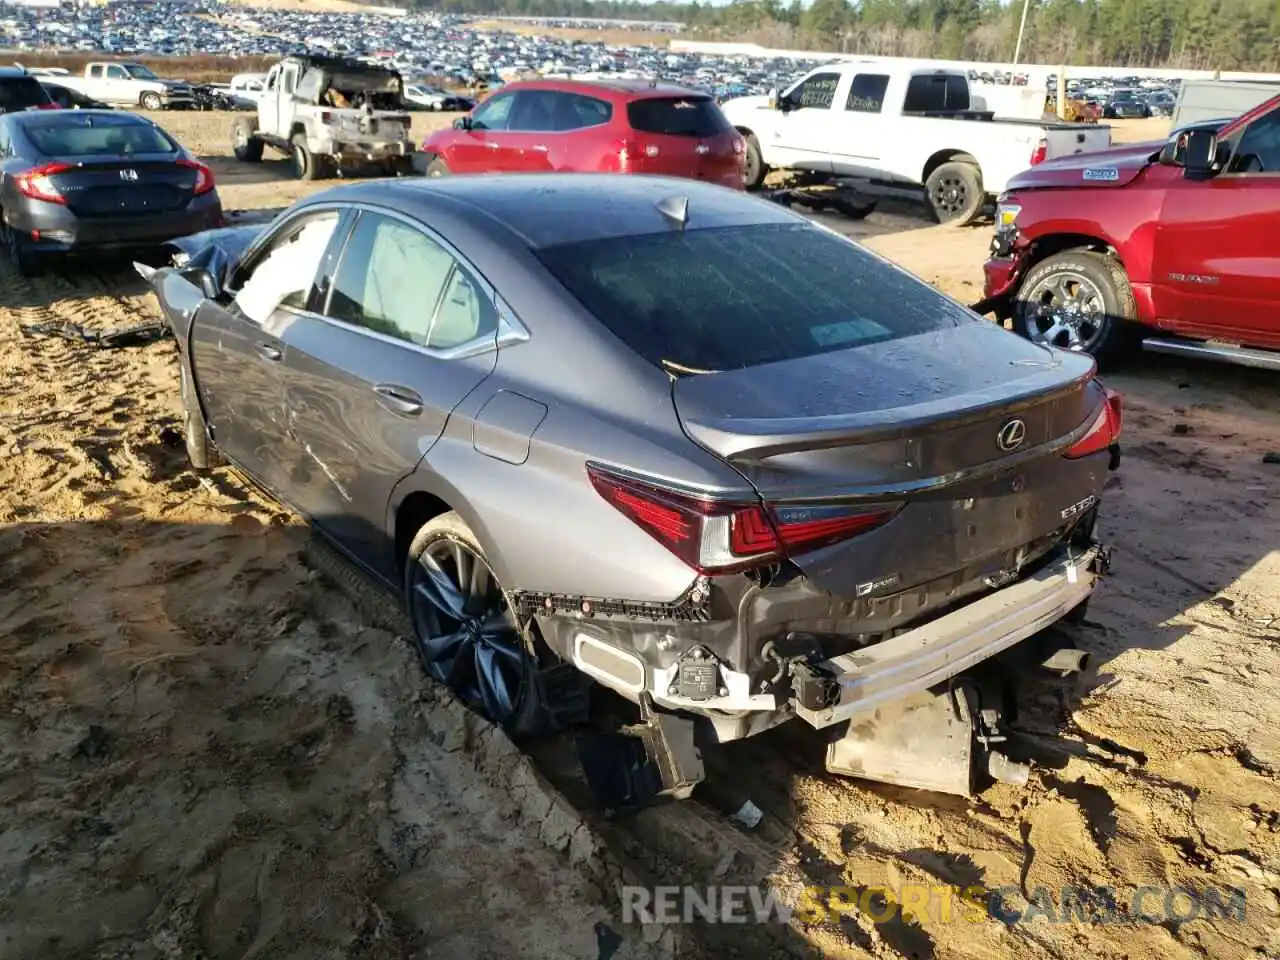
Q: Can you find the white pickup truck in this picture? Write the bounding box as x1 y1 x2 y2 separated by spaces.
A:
721 62 1112 223
51 61 194 111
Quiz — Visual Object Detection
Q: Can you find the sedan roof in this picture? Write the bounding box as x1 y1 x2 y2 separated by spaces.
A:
315 174 797 249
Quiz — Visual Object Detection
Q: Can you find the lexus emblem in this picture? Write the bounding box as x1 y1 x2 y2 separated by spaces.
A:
996 418 1027 452
119 169 139 181
695 144 710 155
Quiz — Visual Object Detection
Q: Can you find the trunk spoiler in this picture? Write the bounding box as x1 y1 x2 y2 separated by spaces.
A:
679 369 1091 463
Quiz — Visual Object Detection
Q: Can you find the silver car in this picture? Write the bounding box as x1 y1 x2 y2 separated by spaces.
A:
141 175 1120 801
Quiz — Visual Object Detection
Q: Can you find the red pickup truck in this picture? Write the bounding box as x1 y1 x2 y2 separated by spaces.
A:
980 98 1280 370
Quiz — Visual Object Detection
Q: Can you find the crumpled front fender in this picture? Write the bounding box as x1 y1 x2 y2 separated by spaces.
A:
166 221 271 277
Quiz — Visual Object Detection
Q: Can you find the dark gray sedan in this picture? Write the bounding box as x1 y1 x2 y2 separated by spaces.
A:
141 175 1120 798
0 109 222 276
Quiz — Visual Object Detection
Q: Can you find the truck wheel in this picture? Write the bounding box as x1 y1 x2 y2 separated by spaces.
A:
233 119 263 162
742 132 767 191
925 161 984 225
140 91 162 111
291 133 324 181
424 157 451 178
1012 251 1138 367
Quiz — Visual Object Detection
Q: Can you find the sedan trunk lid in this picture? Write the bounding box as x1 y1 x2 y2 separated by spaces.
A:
672 323 1108 599
39 154 200 216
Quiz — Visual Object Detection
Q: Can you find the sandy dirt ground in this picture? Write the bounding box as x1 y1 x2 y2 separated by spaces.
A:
1 111 1277 960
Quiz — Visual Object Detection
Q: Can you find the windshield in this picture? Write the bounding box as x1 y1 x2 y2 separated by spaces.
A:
535 223 974 372
25 114 177 156
124 65 159 80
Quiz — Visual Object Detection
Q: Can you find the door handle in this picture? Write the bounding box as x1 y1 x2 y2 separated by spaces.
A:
255 342 282 361
531 143 548 152
373 383 423 416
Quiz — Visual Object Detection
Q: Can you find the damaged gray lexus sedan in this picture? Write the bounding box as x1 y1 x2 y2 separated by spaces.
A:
140 174 1120 802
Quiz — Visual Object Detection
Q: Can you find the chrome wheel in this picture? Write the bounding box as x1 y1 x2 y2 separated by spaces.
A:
1021 271 1107 351
408 536 527 724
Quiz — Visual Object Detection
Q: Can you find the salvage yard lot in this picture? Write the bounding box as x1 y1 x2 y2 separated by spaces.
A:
1 112 1277 960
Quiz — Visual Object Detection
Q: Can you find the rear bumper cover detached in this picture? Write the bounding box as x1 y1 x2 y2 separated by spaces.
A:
791 541 1107 729
554 537 1108 735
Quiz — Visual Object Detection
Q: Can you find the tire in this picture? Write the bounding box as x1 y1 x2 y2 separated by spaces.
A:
742 132 767 191
1011 250 1138 367
179 361 222 470
140 91 162 111
3 220 41 278
232 118 263 162
404 512 551 739
925 160 985 225
424 157 451 178
289 132 318 181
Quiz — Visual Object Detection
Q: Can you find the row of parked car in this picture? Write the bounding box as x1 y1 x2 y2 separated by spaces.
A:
4 52 1276 374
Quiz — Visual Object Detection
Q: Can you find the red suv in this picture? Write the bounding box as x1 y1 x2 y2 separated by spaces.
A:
420 79 745 189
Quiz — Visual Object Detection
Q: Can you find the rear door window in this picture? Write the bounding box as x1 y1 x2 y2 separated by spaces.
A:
535 222 972 372
845 74 889 113
903 74 970 113
626 96 730 137
566 92 612 129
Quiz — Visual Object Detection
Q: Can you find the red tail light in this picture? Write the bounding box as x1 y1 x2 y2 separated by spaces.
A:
587 464 900 575
35 102 62 110
177 158 215 195
1029 138 1047 165
1065 388 1122 459
14 162 73 205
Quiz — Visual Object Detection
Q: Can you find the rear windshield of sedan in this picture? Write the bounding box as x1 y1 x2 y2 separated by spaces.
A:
626 96 731 137
536 222 974 372
24 116 176 156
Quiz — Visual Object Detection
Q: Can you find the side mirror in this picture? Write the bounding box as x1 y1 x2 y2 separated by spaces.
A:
1183 129 1218 180
452 115 471 130
182 266 220 300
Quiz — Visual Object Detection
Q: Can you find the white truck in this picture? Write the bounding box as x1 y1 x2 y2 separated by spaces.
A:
721 62 1113 224
51 61 194 111
228 72 269 102
232 54 415 181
